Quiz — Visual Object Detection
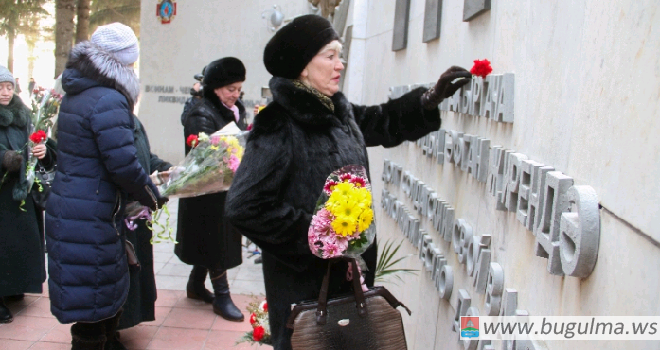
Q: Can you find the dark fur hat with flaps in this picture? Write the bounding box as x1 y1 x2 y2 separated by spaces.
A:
203 57 246 91
263 15 340 79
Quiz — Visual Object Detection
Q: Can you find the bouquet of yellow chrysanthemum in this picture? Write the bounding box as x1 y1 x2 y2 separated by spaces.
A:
159 122 247 198
308 165 376 259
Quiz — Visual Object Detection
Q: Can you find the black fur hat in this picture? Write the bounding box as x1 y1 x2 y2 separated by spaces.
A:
203 57 246 90
263 15 339 79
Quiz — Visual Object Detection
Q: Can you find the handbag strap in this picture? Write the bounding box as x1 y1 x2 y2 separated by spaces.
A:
315 258 368 325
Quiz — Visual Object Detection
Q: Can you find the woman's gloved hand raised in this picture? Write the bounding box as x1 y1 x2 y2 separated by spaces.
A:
421 66 473 110
2 150 23 172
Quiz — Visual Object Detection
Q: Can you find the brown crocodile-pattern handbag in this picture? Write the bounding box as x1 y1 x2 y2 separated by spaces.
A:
287 259 411 350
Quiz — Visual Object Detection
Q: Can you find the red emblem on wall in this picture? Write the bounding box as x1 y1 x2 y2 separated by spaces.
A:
157 0 177 24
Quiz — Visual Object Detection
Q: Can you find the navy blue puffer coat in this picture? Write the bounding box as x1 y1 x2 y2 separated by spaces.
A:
45 41 160 324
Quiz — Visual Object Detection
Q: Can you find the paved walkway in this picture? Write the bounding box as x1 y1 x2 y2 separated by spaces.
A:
0 199 271 349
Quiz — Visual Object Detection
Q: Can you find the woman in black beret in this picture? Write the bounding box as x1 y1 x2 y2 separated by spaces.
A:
225 15 471 349
175 57 248 322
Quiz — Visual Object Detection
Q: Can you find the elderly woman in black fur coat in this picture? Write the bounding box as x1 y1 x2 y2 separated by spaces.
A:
224 14 472 350
175 57 248 322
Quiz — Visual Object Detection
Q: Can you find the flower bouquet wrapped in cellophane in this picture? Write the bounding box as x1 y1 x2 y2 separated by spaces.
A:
13 89 63 211
159 122 248 198
308 165 376 261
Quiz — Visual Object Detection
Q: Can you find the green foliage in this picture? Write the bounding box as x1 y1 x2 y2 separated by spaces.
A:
0 0 50 69
375 238 418 285
0 0 49 37
89 0 139 36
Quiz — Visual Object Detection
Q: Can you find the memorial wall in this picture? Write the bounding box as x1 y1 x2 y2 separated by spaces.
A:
340 1 660 349
138 0 312 163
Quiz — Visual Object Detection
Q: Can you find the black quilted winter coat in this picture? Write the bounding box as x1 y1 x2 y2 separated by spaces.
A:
45 41 160 324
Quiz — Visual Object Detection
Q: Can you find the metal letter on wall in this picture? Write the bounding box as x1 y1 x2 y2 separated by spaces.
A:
423 0 442 42
560 186 600 278
392 0 411 51
463 0 491 22
535 171 574 275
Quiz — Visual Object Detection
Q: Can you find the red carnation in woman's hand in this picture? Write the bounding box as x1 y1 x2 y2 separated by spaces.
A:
470 59 493 78
252 325 265 341
30 130 47 144
247 123 253 131
186 134 199 148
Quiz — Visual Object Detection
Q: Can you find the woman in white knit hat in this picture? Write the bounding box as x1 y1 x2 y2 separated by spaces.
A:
45 23 167 350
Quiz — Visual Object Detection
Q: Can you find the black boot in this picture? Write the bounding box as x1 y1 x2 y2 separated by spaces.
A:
71 321 106 350
0 298 13 324
210 269 244 322
103 308 127 350
186 265 214 303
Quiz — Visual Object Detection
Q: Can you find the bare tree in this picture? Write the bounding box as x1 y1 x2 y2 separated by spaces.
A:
75 0 91 43
55 0 76 77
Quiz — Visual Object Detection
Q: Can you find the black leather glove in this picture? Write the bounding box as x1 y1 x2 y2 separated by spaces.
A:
421 66 473 110
2 150 23 173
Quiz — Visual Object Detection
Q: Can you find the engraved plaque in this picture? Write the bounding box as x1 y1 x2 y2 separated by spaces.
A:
392 0 411 51
463 0 491 22
423 0 443 43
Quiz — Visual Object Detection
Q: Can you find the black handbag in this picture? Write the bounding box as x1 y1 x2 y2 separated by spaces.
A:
287 259 411 350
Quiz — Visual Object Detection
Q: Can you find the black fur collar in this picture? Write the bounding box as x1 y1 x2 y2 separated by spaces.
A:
65 41 140 107
269 77 353 127
0 95 30 128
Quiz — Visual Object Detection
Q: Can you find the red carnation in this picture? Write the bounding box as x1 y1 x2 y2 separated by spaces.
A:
30 130 47 144
252 325 265 341
348 176 366 187
249 313 257 325
262 302 268 312
186 134 199 148
323 180 338 195
339 173 352 182
247 123 253 131
470 59 493 79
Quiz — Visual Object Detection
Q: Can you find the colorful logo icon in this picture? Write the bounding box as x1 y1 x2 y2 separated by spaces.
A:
157 0 177 24
461 316 479 338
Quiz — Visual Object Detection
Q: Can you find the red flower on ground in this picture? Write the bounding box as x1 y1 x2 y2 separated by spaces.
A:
186 134 199 148
253 325 265 341
249 313 257 325
470 59 493 78
247 123 253 131
30 130 47 143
